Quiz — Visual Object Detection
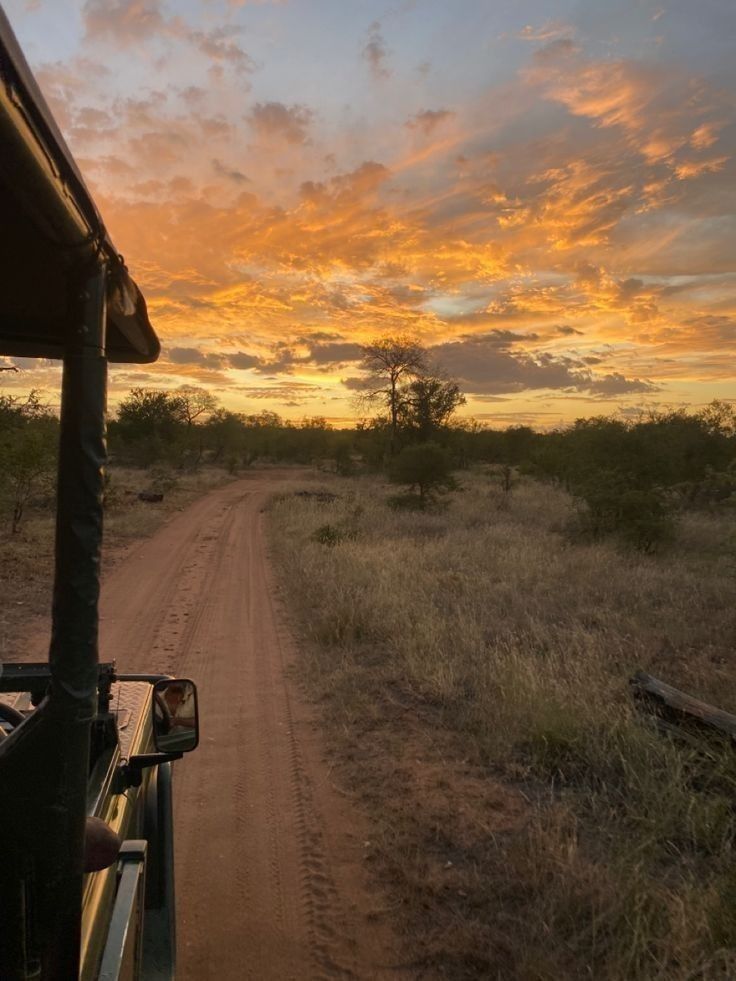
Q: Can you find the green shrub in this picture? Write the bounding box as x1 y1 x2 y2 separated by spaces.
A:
389 442 456 501
0 392 58 532
573 472 674 552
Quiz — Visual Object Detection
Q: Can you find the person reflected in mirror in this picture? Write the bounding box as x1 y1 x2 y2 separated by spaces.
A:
162 682 196 728
154 681 198 753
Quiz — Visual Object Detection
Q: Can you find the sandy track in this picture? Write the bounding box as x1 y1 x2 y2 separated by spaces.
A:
95 472 400 980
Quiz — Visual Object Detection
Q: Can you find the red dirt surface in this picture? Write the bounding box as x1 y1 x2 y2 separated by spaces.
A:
20 472 404 980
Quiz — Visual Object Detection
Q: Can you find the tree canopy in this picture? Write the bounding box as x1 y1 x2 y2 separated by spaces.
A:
359 336 427 453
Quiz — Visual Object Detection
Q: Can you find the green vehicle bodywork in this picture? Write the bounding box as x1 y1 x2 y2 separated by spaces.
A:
0 7 198 978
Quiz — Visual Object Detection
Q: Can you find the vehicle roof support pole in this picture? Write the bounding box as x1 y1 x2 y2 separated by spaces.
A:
42 260 108 979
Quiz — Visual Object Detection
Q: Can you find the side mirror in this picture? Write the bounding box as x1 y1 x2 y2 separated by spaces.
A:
152 679 199 754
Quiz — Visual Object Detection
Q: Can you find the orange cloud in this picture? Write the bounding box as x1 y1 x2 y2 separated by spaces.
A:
83 0 166 43
526 40 730 177
9 6 734 424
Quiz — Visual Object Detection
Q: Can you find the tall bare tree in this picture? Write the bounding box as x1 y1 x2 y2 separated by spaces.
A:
359 336 426 454
175 386 218 427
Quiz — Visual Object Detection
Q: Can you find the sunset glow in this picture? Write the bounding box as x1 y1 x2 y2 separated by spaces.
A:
3 0 735 425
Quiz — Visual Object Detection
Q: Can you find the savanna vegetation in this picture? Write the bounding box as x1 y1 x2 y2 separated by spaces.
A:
3 372 735 548
3 337 736 977
265 337 736 979
270 469 736 980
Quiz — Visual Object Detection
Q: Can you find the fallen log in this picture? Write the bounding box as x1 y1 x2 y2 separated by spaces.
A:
138 491 164 503
630 671 736 742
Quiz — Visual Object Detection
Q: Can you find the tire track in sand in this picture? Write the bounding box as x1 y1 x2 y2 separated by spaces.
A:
95 472 402 980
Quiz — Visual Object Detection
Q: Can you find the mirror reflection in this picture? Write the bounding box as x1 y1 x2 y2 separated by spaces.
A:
152 679 199 754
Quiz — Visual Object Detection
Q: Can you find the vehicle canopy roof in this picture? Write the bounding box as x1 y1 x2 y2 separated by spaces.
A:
0 6 159 364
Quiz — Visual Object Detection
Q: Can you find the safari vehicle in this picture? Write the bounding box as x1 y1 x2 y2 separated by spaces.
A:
0 7 199 979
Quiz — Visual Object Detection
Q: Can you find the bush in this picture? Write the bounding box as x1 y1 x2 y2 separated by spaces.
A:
573 473 674 551
311 524 349 546
0 392 58 533
389 442 456 501
675 465 736 509
147 466 179 495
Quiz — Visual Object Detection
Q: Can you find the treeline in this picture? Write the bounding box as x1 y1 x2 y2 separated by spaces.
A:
102 382 736 550
470 404 736 490
465 406 736 550
105 385 736 493
2 362 736 549
109 387 353 470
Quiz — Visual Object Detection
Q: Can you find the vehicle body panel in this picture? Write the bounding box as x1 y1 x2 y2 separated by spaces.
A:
81 684 155 981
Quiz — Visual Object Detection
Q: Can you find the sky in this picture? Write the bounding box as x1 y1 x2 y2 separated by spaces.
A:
2 0 735 427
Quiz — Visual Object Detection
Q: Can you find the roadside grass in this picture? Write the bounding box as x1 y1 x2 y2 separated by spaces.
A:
269 470 736 979
102 465 231 552
0 465 232 663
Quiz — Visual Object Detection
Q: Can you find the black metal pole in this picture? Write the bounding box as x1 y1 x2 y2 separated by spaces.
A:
50 261 108 698
42 260 108 978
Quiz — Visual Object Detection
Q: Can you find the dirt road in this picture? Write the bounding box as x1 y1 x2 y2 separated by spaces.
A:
97 472 400 979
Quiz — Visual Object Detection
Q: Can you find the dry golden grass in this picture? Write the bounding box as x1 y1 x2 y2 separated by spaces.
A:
0 464 232 663
269 469 736 980
102 465 231 554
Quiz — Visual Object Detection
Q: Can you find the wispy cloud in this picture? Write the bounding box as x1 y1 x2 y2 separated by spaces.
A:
405 108 455 136
362 21 390 80
517 20 574 43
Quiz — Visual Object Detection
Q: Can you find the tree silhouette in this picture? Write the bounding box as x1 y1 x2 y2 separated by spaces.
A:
359 336 426 455
390 442 455 502
399 376 465 441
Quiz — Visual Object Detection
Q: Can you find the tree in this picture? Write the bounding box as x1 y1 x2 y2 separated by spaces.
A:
175 386 218 427
300 416 332 430
446 417 486 468
359 336 427 455
0 391 58 532
114 388 189 465
116 388 187 435
296 417 333 463
390 442 456 503
398 376 465 441
354 416 391 471
572 471 674 552
173 387 218 468
697 400 736 437
204 409 247 465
